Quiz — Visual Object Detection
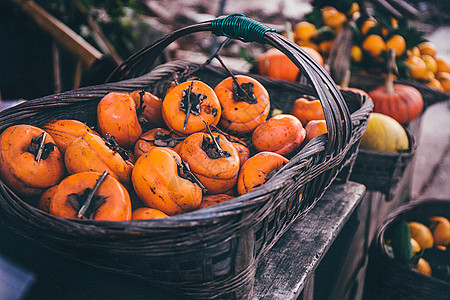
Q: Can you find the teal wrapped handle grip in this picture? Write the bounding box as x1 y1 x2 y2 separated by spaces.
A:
211 13 275 44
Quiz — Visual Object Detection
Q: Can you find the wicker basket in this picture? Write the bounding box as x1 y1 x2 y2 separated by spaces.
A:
0 14 372 299
349 128 416 199
364 199 450 300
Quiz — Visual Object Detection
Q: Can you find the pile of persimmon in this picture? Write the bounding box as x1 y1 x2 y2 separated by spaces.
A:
0 74 329 221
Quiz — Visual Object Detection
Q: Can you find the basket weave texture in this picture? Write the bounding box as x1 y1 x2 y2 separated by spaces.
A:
365 199 450 300
0 14 372 299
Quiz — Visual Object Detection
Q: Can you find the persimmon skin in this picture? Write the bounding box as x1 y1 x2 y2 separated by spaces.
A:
130 90 164 127
131 147 202 216
97 92 142 149
305 120 328 141
162 81 221 136
291 97 325 127
0 125 65 197
64 132 133 185
230 138 250 167
214 75 270 134
252 114 306 156
178 132 240 195
38 185 58 213
41 119 97 155
134 128 181 159
48 171 132 221
199 194 234 209
237 151 288 195
131 207 169 220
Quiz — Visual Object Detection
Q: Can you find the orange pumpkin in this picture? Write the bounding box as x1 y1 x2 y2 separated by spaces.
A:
305 120 328 141
130 90 164 128
290 97 325 127
0 125 65 197
64 132 133 185
214 75 270 134
237 151 288 195
131 147 202 215
252 114 306 156
41 119 97 155
131 207 169 220
199 194 234 209
162 80 221 135
178 132 240 194
134 128 183 159
48 171 132 221
97 92 142 149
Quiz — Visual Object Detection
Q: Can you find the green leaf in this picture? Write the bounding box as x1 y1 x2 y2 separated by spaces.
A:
390 220 413 264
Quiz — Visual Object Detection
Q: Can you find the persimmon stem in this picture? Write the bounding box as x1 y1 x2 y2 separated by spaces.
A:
210 124 248 147
386 48 397 95
35 132 47 162
174 157 207 193
183 82 193 131
204 121 225 156
77 171 109 219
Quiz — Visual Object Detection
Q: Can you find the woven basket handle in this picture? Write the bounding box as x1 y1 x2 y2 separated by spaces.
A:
106 14 352 157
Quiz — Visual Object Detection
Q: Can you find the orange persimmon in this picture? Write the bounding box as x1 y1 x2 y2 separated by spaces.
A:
97 92 142 149
64 132 133 185
134 128 183 159
130 90 164 127
199 194 234 209
237 151 288 195
131 147 202 215
214 75 270 134
131 207 169 220
162 80 221 135
0 125 65 197
178 132 240 194
48 171 132 221
305 120 328 141
290 97 325 127
252 114 306 156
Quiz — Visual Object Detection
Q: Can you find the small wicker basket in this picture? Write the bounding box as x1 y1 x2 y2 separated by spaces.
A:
0 14 372 299
364 199 450 300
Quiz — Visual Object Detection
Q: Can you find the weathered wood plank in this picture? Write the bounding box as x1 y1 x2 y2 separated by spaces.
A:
253 181 366 300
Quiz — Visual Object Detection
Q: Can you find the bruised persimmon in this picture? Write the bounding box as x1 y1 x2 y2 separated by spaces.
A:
199 194 234 209
214 75 270 134
132 147 202 215
252 114 306 156
162 80 221 136
0 125 65 197
305 119 328 141
65 132 133 185
41 119 97 155
130 90 164 128
134 128 184 159
291 97 325 127
131 207 169 220
237 151 288 195
97 92 142 149
178 131 240 195
48 171 132 221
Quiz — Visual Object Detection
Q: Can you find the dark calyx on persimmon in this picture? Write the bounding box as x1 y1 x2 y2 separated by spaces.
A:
27 132 56 161
103 132 130 161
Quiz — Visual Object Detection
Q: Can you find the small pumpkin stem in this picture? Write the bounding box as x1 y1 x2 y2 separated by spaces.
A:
174 157 207 193
340 69 351 89
35 132 47 162
386 48 397 94
77 170 109 219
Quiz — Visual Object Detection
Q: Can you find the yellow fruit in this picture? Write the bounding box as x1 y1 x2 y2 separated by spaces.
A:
429 216 450 246
294 21 317 42
319 39 335 56
361 19 378 35
411 238 421 255
436 57 450 73
322 6 347 29
422 54 438 74
405 55 428 80
386 34 406 57
437 72 450 92
351 45 363 63
427 78 444 91
409 221 434 250
414 258 432 276
360 113 409 153
418 41 437 57
362 34 386 57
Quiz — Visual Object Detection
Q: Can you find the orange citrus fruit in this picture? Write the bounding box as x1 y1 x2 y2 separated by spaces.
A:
322 6 347 29
386 34 406 57
414 258 432 276
408 221 434 250
362 34 386 57
405 55 428 80
294 21 317 42
429 216 450 246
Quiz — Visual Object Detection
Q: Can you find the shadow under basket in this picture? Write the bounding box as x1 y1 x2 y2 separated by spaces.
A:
364 199 450 300
349 129 416 200
0 14 372 299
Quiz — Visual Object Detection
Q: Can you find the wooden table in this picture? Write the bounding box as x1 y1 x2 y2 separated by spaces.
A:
0 181 366 300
